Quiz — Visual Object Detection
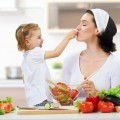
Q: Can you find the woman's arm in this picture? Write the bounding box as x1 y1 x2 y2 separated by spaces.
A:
44 30 77 59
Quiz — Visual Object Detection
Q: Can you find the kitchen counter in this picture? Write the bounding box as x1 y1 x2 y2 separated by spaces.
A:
0 79 24 88
0 79 26 106
1 111 120 120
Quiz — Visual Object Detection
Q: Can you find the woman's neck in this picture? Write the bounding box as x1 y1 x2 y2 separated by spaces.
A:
81 45 110 62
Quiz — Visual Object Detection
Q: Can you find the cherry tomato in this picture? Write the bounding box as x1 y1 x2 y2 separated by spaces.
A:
69 89 78 99
98 101 114 113
51 87 59 96
79 101 94 113
55 94 65 101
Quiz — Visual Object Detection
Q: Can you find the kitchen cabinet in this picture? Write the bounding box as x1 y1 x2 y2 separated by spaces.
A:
0 79 26 107
46 0 120 33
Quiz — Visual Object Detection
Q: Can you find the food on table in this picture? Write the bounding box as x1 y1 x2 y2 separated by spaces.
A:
104 95 120 106
0 97 16 115
115 106 120 112
97 101 114 113
73 100 81 108
0 108 5 115
98 85 120 106
79 101 94 113
86 94 99 112
44 103 51 109
49 82 78 105
98 85 120 99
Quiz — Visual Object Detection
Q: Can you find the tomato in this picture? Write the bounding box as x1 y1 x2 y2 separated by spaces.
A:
98 101 114 113
0 103 12 113
69 89 78 99
51 87 59 96
79 101 94 113
51 82 79 105
55 94 65 101
3 103 12 113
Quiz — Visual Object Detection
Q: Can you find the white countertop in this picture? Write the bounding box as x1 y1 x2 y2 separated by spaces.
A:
0 112 120 120
0 79 24 88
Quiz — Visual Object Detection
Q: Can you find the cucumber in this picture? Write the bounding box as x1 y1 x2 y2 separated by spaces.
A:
44 103 51 109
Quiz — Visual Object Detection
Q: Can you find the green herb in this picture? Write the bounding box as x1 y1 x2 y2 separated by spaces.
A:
61 96 69 102
52 62 62 69
5 97 12 103
0 109 5 115
73 100 81 107
97 85 120 98
12 106 16 111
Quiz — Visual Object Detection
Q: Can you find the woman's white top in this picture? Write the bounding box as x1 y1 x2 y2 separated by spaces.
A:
62 52 120 98
21 47 52 107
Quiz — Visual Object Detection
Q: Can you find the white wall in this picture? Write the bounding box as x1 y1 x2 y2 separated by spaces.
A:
0 0 85 78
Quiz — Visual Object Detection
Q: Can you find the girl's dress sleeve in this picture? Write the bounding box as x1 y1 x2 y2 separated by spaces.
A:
30 47 45 63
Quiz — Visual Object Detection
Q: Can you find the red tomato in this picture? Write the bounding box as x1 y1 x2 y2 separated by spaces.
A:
69 89 78 99
55 94 65 101
79 101 94 113
51 87 58 96
98 101 114 113
0 103 12 113
4 103 12 113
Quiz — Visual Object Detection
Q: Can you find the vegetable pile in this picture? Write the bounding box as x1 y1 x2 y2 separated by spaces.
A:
49 82 78 105
73 85 120 113
74 95 115 113
98 85 120 98
0 97 16 115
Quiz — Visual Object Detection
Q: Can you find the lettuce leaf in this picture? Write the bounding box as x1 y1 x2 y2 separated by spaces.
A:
98 85 120 98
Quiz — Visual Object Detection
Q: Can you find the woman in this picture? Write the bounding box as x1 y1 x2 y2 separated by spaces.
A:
62 8 120 98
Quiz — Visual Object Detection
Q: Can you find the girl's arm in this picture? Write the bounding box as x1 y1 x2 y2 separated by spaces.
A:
44 30 77 59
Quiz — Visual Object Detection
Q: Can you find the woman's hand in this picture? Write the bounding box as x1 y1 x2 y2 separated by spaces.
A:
82 78 98 96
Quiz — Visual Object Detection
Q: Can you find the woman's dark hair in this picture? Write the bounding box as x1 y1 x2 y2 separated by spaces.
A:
86 10 117 53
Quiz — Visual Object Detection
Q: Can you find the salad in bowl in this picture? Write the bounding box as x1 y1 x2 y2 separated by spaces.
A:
48 81 79 105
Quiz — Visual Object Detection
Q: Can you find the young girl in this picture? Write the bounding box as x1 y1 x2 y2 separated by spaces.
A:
15 23 77 107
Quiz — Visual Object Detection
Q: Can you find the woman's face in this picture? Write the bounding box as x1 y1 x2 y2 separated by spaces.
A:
76 13 98 42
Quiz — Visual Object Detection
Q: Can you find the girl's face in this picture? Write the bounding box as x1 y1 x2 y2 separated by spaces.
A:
25 29 43 50
76 13 98 42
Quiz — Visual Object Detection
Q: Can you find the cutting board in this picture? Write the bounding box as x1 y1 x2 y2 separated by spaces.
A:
17 106 79 115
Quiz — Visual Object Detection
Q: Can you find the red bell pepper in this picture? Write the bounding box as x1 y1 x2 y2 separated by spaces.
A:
86 94 99 112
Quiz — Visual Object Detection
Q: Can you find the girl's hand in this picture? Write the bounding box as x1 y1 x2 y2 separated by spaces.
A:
65 29 78 41
82 79 98 96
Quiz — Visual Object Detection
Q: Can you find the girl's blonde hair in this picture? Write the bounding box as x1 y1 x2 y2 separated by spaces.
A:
15 23 40 52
